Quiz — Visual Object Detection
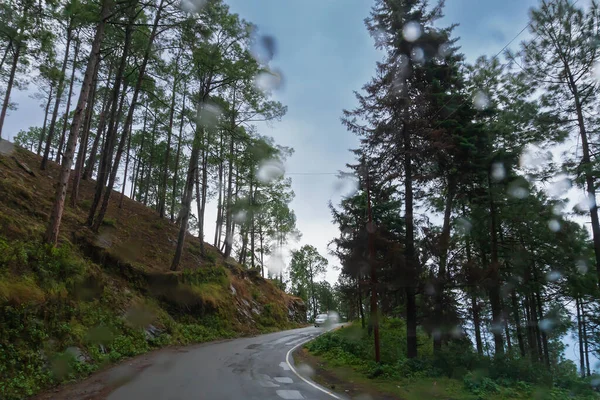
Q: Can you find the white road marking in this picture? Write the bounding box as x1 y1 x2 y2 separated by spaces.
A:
274 377 293 383
279 361 290 371
276 389 304 399
285 328 343 400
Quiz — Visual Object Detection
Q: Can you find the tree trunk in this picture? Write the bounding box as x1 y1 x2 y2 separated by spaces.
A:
358 281 365 329
71 57 100 207
195 165 202 237
44 0 111 245
159 55 178 217
576 297 585 377
582 301 591 376
511 290 526 357
250 175 255 269
523 294 539 361
488 173 504 356
534 287 549 367
0 40 22 139
132 106 148 201
56 36 80 164
91 0 164 231
37 84 55 154
87 3 136 227
171 81 186 223
41 27 72 169
119 117 133 208
224 133 235 258
171 106 204 271
83 65 113 180
402 124 417 359
504 318 512 353
214 150 224 246
434 175 454 353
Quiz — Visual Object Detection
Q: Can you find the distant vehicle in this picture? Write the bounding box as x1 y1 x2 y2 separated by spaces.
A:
314 313 328 327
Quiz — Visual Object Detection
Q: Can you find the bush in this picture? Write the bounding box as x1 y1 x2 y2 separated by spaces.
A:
463 371 500 396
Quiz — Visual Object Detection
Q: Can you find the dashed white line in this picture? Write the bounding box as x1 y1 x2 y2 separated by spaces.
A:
279 361 291 371
276 389 304 399
274 377 294 383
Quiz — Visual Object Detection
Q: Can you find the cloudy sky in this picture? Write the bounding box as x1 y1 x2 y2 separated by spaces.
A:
2 0 595 370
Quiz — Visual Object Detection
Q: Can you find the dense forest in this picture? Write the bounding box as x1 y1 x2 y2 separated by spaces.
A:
325 0 600 382
0 0 299 276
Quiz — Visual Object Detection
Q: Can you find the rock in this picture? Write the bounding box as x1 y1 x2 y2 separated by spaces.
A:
66 346 90 363
145 324 163 340
230 284 237 295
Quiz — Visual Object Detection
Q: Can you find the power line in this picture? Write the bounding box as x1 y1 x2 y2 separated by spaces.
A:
429 0 582 128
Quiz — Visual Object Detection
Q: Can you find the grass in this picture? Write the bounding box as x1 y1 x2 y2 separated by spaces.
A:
0 145 307 400
302 321 600 400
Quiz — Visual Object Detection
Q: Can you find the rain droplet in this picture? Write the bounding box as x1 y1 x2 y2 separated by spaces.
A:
548 175 572 197
473 91 490 110
403 21 422 42
450 325 464 338
233 210 247 224
257 159 285 183
546 270 562 282
425 283 435 296
538 318 555 332
179 0 207 14
552 203 565 216
333 176 359 198
267 248 286 275
438 43 451 58
490 321 504 334
196 102 222 129
432 329 442 340
576 193 596 212
491 162 505 181
456 217 472 234
251 34 277 64
508 185 528 199
520 145 552 169
296 363 315 377
576 260 588 274
591 378 600 388
254 69 283 92
411 47 425 63
548 219 561 232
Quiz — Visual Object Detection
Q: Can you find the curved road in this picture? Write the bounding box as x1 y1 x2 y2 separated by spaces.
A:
35 325 346 400
109 325 342 400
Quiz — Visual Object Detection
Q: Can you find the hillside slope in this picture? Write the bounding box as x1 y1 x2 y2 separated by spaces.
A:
0 140 306 400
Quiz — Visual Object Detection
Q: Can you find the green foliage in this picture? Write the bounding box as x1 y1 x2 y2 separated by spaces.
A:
101 218 116 227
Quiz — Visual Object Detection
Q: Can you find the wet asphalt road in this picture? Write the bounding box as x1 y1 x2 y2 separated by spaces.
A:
105 325 343 400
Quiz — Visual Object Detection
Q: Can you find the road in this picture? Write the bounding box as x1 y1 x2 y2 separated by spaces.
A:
53 325 344 400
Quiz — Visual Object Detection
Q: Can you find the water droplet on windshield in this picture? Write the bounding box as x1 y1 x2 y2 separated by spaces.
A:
457 217 472 233
438 43 451 58
233 210 247 224
490 321 504 334
548 219 560 232
251 34 277 64
508 183 528 199
538 318 555 332
548 175 572 197
196 102 222 129
411 47 425 63
0 139 14 156
451 325 464 338
267 248 286 276
179 0 207 13
491 162 505 181
257 159 285 183
576 193 597 212
254 69 283 92
576 260 588 274
403 21 422 42
473 91 490 110
546 270 562 282
593 61 600 82
297 363 315 377
333 176 359 198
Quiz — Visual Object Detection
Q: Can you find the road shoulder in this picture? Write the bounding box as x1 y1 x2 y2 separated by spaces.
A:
293 347 399 400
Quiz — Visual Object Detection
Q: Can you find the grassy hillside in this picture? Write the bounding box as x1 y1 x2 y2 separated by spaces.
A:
0 141 306 400
300 321 599 400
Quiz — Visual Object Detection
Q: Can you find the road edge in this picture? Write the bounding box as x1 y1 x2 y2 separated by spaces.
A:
285 327 345 400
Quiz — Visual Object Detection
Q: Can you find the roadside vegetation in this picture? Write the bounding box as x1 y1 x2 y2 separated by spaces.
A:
304 321 599 400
